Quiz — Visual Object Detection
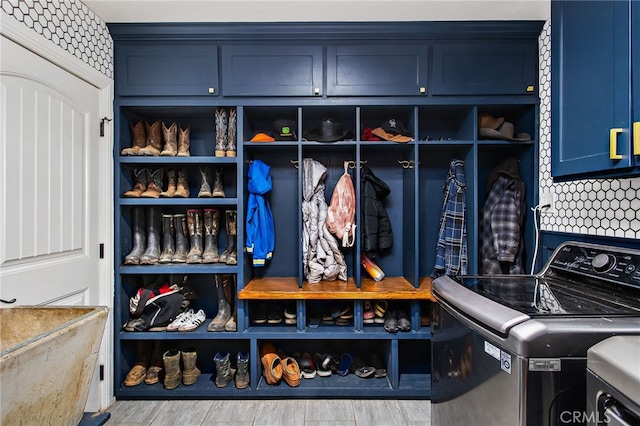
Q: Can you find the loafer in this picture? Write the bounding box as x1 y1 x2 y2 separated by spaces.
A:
124 363 147 386
260 343 283 385
282 357 301 387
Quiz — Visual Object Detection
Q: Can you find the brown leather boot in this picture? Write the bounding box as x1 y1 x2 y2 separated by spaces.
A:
226 108 237 157
172 213 188 263
139 120 162 156
123 168 147 197
121 120 146 155
177 125 191 157
140 168 163 198
197 166 211 198
158 214 175 263
160 122 177 156
174 168 190 198
186 209 203 264
212 168 226 198
214 108 227 157
202 209 220 263
159 168 176 197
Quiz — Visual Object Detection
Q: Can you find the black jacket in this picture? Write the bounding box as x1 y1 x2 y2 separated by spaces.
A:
360 165 393 256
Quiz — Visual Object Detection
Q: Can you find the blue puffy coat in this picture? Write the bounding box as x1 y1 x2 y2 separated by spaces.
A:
245 160 275 267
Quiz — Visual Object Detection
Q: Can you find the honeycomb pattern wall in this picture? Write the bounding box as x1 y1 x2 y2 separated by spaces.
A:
1 0 113 78
538 20 640 239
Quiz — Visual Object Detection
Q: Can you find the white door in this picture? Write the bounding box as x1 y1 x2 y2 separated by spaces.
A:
0 34 104 406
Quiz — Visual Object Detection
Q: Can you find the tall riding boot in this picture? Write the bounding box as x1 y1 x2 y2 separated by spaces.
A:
202 209 220 263
158 214 175 263
123 168 148 198
224 274 237 332
121 120 146 156
181 347 201 386
213 351 235 388
160 122 177 156
214 108 227 157
159 168 176 197
197 166 211 198
219 210 237 265
226 108 237 157
162 349 182 390
172 213 189 263
140 207 161 264
139 120 162 156
124 207 146 265
145 340 164 385
212 168 226 198
140 168 164 198
177 125 191 157
186 209 203 264
174 168 190 198
207 274 232 332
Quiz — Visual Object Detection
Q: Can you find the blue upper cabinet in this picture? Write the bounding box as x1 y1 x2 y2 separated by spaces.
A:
326 45 429 96
221 45 323 96
115 42 219 97
551 0 638 178
633 2 640 162
430 41 537 95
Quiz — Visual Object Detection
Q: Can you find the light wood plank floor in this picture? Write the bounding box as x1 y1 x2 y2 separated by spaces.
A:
105 399 431 425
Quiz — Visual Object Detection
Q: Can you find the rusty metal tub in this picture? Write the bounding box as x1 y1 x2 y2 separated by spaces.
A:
0 306 108 426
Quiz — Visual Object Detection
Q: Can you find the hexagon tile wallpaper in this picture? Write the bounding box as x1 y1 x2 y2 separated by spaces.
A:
1 0 113 78
537 21 640 239
1 8 638 239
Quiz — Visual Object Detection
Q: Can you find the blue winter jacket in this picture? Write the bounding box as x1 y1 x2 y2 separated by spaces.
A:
245 160 275 266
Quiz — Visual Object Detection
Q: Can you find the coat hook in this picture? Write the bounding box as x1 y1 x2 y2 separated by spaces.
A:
290 160 299 169
398 160 416 169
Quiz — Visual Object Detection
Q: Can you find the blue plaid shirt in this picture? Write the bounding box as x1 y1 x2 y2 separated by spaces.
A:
432 159 468 277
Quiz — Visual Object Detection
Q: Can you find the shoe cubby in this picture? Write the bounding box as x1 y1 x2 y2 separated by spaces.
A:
112 21 542 400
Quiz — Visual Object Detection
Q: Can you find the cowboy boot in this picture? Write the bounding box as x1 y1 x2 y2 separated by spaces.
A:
160 122 177 156
212 168 226 198
197 166 211 198
214 351 235 388
202 209 220 263
162 349 182 390
186 209 203 264
214 108 227 157
139 120 162 156
219 210 237 265
145 340 164 385
140 168 164 198
177 125 191 157
140 207 161 264
181 347 201 386
226 108 237 157
158 214 175 263
174 168 190 198
121 120 146 155
208 274 232 331
159 168 176 197
123 168 147 197
224 274 237 332
124 207 146 265
172 213 188 263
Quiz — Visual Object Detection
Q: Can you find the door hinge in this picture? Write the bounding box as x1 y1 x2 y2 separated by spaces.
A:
99 243 104 259
99 364 104 381
100 117 112 137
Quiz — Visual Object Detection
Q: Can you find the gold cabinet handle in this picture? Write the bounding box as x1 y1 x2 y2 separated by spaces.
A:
610 128 623 160
634 122 640 156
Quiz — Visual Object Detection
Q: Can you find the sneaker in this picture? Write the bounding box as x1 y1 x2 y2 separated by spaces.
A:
166 309 194 332
179 309 206 332
294 352 317 379
314 353 333 377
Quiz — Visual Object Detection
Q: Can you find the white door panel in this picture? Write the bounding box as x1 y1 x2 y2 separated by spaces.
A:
1 35 100 307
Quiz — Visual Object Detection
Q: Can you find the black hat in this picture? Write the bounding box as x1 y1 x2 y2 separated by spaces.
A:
274 119 297 141
372 118 413 142
303 117 350 142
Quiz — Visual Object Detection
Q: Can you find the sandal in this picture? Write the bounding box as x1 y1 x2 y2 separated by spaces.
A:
253 304 267 324
374 300 388 324
370 353 387 378
352 356 375 378
363 301 375 324
338 353 353 376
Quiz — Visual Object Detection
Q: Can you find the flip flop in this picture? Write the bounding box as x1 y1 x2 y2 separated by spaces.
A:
338 353 353 376
374 300 388 324
363 301 375 323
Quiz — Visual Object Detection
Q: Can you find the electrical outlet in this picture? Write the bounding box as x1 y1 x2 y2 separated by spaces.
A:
539 191 556 212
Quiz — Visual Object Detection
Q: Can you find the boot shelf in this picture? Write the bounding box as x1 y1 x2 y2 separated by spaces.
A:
119 198 239 206
119 156 238 164
119 264 239 274
238 277 434 301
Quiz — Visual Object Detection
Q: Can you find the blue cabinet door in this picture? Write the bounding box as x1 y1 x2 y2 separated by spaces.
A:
551 0 634 178
633 2 640 161
115 43 219 96
221 45 322 96
430 41 537 95
326 45 428 96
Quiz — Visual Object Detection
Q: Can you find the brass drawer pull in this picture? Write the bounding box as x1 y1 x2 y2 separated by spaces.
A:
609 128 623 160
634 122 640 156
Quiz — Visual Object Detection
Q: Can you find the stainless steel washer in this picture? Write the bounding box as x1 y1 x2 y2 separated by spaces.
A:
431 242 640 426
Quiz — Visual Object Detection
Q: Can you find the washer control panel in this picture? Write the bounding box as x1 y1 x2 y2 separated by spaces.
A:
548 242 640 287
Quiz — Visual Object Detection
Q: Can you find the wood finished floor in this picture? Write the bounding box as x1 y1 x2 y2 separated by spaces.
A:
106 399 431 425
